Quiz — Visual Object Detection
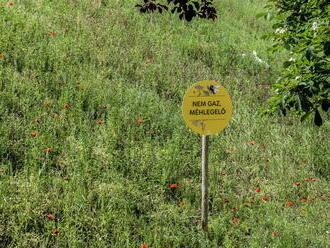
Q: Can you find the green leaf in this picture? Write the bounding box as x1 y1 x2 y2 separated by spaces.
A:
300 111 311 122
306 48 313 61
314 109 323 126
264 4 274 9
256 12 267 19
284 43 292 50
295 95 301 111
192 1 200 10
265 12 274 21
283 61 292 68
271 83 283 88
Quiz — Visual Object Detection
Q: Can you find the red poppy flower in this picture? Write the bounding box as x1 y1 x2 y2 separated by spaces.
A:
255 187 261 193
303 178 309 181
247 141 256 145
169 184 179 189
262 197 270 201
137 119 143 124
311 178 317 181
178 202 185 206
63 104 70 108
51 230 60 235
55 116 62 120
49 32 57 36
249 199 256 204
31 133 39 137
146 59 154 63
223 199 229 203
6 2 14 6
301 198 307 204
294 182 302 186
261 145 266 149
309 197 316 201
271 231 278 236
0 54 4 58
97 121 103 124
285 201 294 207
140 244 148 248
46 214 55 220
34 119 41 123
44 148 51 153
232 218 240 223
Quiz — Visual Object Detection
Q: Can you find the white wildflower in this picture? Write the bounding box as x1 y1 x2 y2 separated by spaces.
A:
312 22 318 31
252 50 269 67
275 28 286 34
252 50 263 63
289 57 295 62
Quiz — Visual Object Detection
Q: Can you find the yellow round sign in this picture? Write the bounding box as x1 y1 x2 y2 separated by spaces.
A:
182 80 233 135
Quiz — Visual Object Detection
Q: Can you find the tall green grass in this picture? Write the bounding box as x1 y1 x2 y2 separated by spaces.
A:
0 0 329 247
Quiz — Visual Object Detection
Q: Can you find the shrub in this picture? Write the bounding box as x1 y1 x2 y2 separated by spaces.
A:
260 0 330 126
135 0 217 21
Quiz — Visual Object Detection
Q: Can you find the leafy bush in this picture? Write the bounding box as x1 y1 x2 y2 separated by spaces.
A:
135 0 217 21
260 0 330 126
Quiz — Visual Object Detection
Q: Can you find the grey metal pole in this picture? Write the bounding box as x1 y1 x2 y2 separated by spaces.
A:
201 135 209 232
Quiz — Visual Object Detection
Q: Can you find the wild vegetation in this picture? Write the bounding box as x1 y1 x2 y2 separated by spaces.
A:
0 0 329 247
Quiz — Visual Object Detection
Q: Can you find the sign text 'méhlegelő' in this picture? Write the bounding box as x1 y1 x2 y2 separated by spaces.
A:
189 100 226 116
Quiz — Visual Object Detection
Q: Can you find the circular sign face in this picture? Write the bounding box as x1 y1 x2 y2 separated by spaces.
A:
182 80 233 135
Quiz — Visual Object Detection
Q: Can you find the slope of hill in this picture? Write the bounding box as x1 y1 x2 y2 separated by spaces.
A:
0 0 329 247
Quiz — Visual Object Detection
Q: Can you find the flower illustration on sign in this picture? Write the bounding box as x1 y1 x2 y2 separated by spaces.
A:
193 85 208 96
192 120 205 130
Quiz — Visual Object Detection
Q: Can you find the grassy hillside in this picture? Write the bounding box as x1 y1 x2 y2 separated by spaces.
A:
0 0 329 247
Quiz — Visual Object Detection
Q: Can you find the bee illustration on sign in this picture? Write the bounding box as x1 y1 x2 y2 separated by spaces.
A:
193 84 221 96
207 85 221 94
192 120 205 130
